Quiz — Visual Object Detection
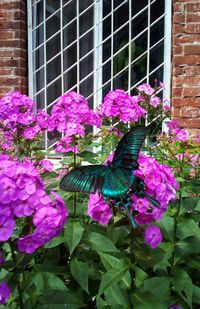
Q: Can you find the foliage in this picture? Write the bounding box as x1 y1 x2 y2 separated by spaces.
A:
0 84 199 309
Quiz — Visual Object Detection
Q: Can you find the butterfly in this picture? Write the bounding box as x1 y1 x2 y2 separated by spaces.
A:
60 125 160 227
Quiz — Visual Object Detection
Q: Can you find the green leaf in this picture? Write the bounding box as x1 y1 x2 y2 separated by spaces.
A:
176 238 200 253
98 252 127 270
70 259 89 293
104 283 130 308
45 236 64 248
35 290 83 308
174 269 193 307
193 284 200 304
158 215 174 241
130 291 165 309
64 221 84 255
179 197 200 215
0 269 9 280
45 180 60 191
96 297 110 309
142 277 171 300
98 264 130 296
132 265 148 288
120 271 132 289
31 272 68 293
177 218 200 240
83 231 119 253
194 199 200 211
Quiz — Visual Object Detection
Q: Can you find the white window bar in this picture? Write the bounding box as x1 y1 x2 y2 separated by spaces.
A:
28 0 171 149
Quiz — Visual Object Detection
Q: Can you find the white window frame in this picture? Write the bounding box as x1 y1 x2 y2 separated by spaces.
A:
27 0 172 146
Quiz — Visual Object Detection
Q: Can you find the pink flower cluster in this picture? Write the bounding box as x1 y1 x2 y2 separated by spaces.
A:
0 158 67 253
133 154 178 223
137 83 161 108
167 120 188 142
88 193 113 225
48 91 101 153
100 89 146 123
0 91 49 145
88 152 178 248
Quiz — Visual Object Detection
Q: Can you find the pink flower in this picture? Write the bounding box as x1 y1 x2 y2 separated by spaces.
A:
88 193 113 225
40 159 54 172
176 129 188 142
144 226 162 248
137 83 154 95
149 96 160 107
0 282 11 305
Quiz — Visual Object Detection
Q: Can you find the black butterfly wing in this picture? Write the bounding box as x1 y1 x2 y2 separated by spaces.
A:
60 165 107 193
60 165 134 198
112 126 148 169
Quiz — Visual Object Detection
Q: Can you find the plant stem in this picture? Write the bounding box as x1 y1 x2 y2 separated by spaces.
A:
73 149 77 218
171 187 182 274
9 241 24 309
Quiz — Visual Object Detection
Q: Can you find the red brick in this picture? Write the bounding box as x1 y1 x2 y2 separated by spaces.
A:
187 3 200 13
185 23 200 34
0 3 19 10
181 107 200 118
0 30 14 39
174 3 186 13
173 34 200 44
186 13 200 23
0 86 14 96
172 98 200 107
183 66 200 76
187 129 199 140
172 87 182 97
0 76 25 86
173 14 185 24
182 87 200 97
184 45 200 55
0 10 14 19
174 14 185 24
173 67 183 75
173 24 185 34
178 119 200 128
173 45 183 55
174 76 200 87
0 68 15 75
173 55 200 66
0 40 22 48
172 108 181 117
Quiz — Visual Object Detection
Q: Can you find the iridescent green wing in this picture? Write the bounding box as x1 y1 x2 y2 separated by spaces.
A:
60 165 133 197
112 126 148 169
102 167 135 197
60 165 107 193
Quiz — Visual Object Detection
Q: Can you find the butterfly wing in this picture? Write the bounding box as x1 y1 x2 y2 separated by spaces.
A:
60 165 107 193
60 165 134 197
112 126 148 169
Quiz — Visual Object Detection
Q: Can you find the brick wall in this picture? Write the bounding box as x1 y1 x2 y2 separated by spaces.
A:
0 0 27 98
172 0 200 137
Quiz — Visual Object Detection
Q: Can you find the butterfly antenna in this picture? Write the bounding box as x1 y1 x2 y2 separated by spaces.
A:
126 209 137 229
142 191 160 208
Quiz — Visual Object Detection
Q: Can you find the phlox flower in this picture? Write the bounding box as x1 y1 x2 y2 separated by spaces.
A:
144 225 162 248
176 129 188 142
100 89 146 124
137 83 154 95
88 193 113 225
18 192 68 254
149 96 160 107
0 282 10 305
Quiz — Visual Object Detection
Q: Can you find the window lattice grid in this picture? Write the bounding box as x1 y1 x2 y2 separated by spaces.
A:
28 0 172 148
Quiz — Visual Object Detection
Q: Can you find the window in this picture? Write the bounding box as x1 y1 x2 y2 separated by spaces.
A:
28 0 172 148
